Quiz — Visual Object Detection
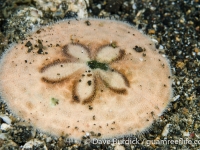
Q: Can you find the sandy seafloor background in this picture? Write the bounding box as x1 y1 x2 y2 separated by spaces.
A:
0 0 199 149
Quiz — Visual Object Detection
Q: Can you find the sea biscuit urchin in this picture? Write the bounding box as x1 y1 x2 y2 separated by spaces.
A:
0 19 172 139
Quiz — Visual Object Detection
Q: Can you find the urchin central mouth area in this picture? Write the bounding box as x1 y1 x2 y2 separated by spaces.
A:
87 60 109 71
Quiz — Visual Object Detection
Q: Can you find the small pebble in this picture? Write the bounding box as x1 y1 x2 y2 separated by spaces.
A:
1 123 11 131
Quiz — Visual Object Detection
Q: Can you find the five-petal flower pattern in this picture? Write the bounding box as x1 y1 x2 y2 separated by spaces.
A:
40 43 130 104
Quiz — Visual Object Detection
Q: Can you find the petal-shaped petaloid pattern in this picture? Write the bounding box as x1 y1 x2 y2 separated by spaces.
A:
98 69 129 94
96 45 125 63
63 44 90 62
73 73 96 104
41 62 86 83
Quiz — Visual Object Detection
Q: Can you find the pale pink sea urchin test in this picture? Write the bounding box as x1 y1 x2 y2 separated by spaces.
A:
0 19 172 139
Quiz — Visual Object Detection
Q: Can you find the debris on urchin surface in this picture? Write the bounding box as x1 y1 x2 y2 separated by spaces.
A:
0 19 172 139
